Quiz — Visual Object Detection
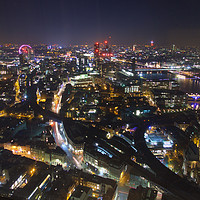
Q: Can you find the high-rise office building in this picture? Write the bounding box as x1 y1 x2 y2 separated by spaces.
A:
94 42 100 58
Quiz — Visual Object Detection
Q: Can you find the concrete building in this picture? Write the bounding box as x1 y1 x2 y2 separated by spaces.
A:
4 142 68 168
150 89 188 112
69 185 92 200
69 169 118 200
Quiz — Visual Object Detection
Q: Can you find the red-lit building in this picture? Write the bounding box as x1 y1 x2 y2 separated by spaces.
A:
94 42 100 58
94 40 113 59
101 40 113 58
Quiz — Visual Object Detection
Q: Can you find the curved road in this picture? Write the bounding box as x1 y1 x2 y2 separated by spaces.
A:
51 83 82 169
28 78 200 199
134 121 200 200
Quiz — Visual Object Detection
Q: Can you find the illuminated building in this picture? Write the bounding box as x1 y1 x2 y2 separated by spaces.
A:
124 84 141 94
0 77 18 105
93 41 113 75
4 143 68 169
70 74 93 88
172 44 176 51
69 169 118 200
83 144 126 181
76 55 89 72
150 89 188 112
144 126 174 154
187 94 200 110
0 149 52 200
133 45 136 51
120 105 155 119
0 65 17 76
183 141 200 183
94 42 100 58
94 40 113 58
14 77 20 103
101 40 113 58
14 173 52 200
64 131 84 155
143 80 179 90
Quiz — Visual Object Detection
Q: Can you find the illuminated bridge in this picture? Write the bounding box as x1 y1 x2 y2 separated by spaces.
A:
120 68 177 77
188 94 200 99
135 67 177 72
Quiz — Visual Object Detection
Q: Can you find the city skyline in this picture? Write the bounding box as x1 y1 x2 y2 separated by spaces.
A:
1 0 200 46
1 32 200 200
1 1 200 200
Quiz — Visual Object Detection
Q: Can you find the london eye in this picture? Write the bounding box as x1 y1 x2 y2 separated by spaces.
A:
19 44 33 55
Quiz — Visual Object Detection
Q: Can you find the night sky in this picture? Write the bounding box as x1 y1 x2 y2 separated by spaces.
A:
0 0 200 46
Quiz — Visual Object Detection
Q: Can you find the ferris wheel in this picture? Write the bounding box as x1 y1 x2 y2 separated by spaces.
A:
18 44 33 55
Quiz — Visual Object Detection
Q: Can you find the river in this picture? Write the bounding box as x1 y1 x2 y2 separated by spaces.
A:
140 72 200 94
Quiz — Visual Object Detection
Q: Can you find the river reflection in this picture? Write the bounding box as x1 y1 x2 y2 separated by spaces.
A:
140 72 200 94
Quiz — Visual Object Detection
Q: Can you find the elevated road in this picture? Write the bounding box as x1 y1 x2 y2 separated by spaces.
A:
27 77 200 199
134 120 200 200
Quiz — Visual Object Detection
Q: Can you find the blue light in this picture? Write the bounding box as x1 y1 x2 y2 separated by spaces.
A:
191 96 200 100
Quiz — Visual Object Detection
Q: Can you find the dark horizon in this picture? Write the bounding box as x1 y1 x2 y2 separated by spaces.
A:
1 0 200 46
